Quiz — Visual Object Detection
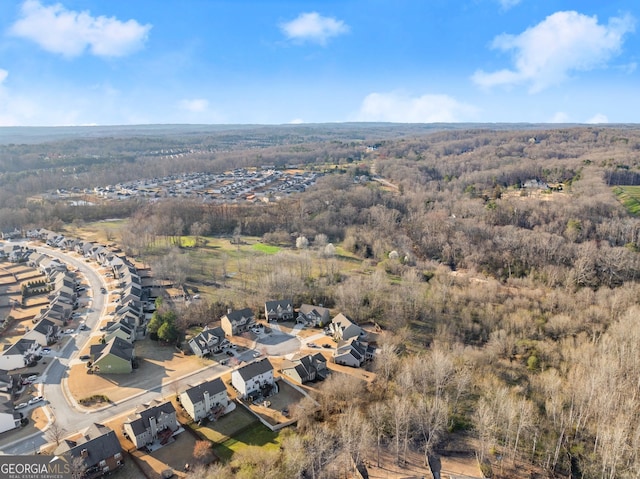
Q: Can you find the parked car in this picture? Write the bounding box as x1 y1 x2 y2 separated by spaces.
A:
226 350 234 356
100 287 107 294
322 343 332 349
42 348 51 355
64 328 74 334
26 375 38 382
79 355 91 361
14 402 28 410
28 396 44 405
308 342 318 348
253 352 261 358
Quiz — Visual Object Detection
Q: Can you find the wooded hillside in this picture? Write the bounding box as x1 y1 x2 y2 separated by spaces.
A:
3 124 640 478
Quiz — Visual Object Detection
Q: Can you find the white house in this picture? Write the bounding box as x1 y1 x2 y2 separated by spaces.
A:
24 318 58 346
0 392 21 434
179 378 229 422
231 358 274 399
0 339 41 371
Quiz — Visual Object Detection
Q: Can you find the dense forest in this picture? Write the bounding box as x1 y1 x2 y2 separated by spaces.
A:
3 124 640 478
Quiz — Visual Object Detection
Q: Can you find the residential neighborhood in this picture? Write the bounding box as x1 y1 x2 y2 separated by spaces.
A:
40 168 321 205
0 230 379 478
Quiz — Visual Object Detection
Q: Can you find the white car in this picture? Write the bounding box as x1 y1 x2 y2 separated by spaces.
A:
14 402 28 410
64 328 75 334
253 352 261 358
26 375 38 382
28 396 44 405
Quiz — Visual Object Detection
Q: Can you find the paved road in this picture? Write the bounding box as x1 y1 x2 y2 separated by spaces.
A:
0 245 231 455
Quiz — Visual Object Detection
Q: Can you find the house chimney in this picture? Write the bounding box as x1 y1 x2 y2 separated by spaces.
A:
227 308 232 315
81 448 88 458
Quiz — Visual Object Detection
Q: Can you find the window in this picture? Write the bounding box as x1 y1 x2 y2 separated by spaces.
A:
114 452 122 460
99 460 106 467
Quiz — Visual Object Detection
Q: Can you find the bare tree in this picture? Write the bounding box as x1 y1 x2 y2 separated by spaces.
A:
46 421 67 447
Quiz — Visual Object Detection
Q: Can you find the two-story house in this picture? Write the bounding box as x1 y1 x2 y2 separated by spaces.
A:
231 358 274 399
0 392 21 434
179 378 229 422
296 304 331 327
280 353 328 384
188 327 226 357
54 423 123 478
221 308 255 336
0 339 41 371
24 318 58 346
329 313 365 342
333 337 376 368
123 400 178 449
90 337 135 374
264 299 294 322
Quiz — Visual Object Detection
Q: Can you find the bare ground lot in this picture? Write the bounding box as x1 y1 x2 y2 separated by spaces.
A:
68 337 212 404
243 378 306 426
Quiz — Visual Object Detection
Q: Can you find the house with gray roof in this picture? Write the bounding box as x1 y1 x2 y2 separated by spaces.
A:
333 337 375 368
264 299 294 322
231 358 274 399
24 318 58 346
179 378 229 422
0 339 41 371
329 313 365 342
188 327 227 357
90 337 135 374
54 423 123 478
221 308 255 336
281 353 328 384
297 304 331 327
123 400 178 449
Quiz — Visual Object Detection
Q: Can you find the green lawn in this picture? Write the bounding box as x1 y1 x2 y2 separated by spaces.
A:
251 243 281 254
613 186 640 215
212 422 282 461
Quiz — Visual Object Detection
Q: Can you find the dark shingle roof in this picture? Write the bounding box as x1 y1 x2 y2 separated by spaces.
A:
54 423 121 468
183 378 226 404
236 358 273 381
90 337 134 362
126 400 176 436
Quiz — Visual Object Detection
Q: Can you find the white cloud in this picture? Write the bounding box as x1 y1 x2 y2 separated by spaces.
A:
356 92 477 123
280 12 349 45
497 0 521 11
472 11 635 92
178 98 209 113
290 118 304 124
9 0 151 58
0 69 8 84
586 113 609 124
550 112 570 123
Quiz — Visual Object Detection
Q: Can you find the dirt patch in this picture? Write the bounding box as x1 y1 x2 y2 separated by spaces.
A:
129 431 195 479
243 379 306 426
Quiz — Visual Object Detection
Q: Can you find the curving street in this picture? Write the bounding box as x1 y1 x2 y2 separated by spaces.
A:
0 245 232 455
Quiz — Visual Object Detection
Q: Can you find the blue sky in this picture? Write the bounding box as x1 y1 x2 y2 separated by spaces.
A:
0 0 638 126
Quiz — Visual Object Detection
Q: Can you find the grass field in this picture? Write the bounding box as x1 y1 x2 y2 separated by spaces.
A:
613 186 640 215
212 421 281 461
252 243 281 254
